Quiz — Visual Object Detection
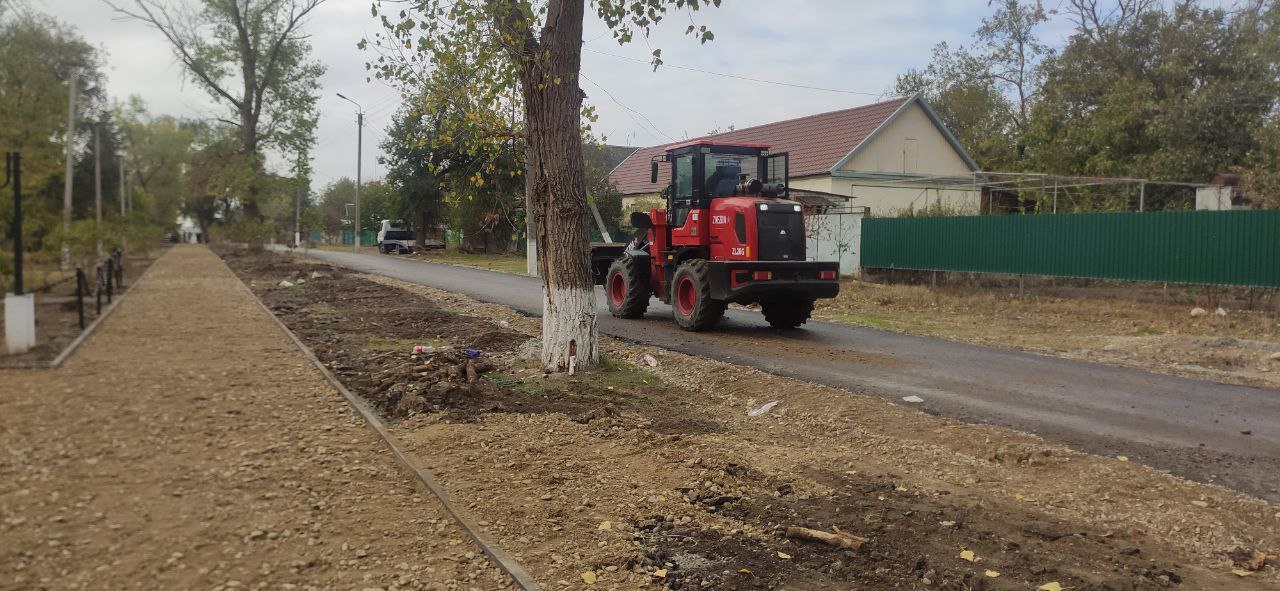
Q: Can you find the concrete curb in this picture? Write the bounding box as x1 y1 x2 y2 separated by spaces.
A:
223 250 542 591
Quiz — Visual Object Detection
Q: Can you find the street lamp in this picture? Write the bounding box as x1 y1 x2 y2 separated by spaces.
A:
336 92 364 253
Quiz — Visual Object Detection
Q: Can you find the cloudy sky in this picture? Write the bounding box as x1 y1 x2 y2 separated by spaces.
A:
40 0 1076 189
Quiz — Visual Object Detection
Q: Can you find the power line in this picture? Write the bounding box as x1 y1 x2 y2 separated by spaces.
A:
581 73 676 143
583 47 881 97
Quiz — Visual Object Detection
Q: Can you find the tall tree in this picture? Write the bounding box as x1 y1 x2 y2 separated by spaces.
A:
315 177 355 240
367 0 720 372
380 104 451 247
110 0 324 216
1024 0 1278 208
0 9 106 201
893 0 1048 170
118 96 194 226
894 44 1018 171
975 0 1049 139
184 124 247 235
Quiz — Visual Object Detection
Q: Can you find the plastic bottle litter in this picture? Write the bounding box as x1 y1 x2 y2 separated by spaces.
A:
464 348 482 358
901 395 925 403
412 345 434 354
747 401 780 417
642 354 659 367
278 280 294 288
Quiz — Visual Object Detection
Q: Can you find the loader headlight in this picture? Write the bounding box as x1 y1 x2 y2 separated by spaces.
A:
759 204 768 211
793 205 802 212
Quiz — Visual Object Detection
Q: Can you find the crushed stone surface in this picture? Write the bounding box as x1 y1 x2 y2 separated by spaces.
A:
0 245 512 590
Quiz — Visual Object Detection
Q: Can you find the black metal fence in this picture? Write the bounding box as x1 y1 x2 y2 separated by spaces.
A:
66 249 126 330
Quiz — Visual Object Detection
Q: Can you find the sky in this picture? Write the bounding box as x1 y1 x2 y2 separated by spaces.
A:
38 0 1077 190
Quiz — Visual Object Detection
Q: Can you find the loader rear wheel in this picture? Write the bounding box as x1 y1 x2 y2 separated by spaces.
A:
606 257 649 319
761 298 815 329
671 259 725 331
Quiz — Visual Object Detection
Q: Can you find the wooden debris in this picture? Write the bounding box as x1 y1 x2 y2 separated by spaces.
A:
784 526 868 551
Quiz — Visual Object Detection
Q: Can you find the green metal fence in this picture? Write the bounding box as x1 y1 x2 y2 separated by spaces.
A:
861 210 1280 287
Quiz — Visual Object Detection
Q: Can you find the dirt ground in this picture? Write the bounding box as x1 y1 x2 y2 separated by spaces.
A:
0 245 512 590
1 250 163 367
226 248 1278 591
815 278 1280 389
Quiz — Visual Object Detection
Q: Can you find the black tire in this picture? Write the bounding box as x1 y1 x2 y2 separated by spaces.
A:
761 297 815 329
606 257 650 319
670 259 725 331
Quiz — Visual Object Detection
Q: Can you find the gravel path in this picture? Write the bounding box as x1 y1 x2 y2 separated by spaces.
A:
0 245 513 591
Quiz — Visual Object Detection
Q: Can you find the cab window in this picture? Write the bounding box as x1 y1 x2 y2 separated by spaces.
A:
670 155 693 226
674 155 693 198
704 153 758 197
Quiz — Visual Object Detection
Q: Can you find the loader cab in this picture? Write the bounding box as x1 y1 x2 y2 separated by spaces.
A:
650 142 795 260
651 142 790 228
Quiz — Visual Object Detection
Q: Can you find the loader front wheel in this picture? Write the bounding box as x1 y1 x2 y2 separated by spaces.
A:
606 257 650 319
671 259 725 331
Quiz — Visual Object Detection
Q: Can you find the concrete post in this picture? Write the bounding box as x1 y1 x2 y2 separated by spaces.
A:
5 293 35 354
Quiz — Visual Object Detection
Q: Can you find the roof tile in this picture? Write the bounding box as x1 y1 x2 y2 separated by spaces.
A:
609 97 909 195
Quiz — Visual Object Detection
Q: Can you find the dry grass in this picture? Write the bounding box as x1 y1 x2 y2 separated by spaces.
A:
312 244 528 275
816 279 1280 387
408 250 527 275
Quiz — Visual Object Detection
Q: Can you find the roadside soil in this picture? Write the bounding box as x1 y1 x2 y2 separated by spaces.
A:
226 248 1279 591
815 279 1280 389
1 249 163 367
0 245 512 590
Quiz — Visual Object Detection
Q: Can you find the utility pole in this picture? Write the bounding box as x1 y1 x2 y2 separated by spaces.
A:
94 125 103 255
5 152 22 295
61 70 78 270
356 110 362 251
119 154 126 216
294 183 302 247
336 93 364 253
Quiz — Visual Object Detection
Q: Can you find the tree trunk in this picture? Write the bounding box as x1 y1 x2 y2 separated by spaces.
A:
417 210 429 248
521 0 596 372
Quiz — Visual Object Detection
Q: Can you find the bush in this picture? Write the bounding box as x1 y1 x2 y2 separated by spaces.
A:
42 218 164 261
222 218 276 250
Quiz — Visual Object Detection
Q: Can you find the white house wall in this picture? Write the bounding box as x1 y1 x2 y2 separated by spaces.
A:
837 102 975 176
833 180 981 216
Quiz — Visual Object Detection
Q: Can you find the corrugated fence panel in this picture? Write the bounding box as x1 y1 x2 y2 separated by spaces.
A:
861 210 1280 287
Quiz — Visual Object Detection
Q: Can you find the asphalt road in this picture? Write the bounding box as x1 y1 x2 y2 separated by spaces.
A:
292 247 1280 501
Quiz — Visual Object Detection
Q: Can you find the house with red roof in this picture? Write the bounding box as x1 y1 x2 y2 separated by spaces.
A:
607 95 983 217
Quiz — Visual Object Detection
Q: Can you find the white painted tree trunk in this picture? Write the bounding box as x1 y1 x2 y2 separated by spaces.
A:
513 0 595 373
541 285 597 372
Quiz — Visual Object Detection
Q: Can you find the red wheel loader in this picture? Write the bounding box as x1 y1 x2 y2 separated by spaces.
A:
590 141 840 331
